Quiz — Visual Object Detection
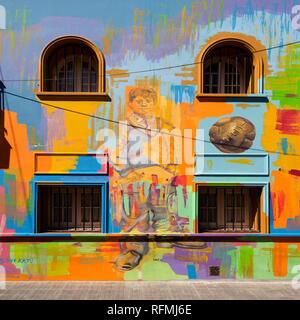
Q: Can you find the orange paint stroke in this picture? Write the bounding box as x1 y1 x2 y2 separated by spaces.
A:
273 242 288 277
271 171 300 229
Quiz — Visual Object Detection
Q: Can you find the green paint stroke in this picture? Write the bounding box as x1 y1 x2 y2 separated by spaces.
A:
266 44 300 110
124 246 187 280
180 6 186 35
177 185 194 231
219 0 224 27
237 246 253 278
22 9 27 39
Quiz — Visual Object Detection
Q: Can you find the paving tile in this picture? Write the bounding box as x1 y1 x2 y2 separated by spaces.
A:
0 281 299 300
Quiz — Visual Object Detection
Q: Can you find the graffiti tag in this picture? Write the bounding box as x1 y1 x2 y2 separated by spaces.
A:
0 258 34 264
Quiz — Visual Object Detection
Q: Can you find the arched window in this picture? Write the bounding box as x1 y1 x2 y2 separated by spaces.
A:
39 36 106 95
203 44 253 94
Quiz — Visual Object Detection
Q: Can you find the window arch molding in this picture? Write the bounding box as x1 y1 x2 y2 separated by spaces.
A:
37 35 108 101
196 35 266 98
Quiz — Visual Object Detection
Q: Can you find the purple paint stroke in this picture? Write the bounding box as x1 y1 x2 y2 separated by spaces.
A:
1 0 295 83
161 243 225 280
39 108 66 152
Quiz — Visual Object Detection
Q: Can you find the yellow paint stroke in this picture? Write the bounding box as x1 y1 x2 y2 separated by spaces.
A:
102 36 111 57
207 159 213 169
226 159 255 165
236 104 260 109
175 253 208 263
107 69 129 87
35 155 78 174
36 98 108 152
4 111 34 218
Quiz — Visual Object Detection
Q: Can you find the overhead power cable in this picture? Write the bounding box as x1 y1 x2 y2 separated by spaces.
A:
4 90 300 157
1 40 300 82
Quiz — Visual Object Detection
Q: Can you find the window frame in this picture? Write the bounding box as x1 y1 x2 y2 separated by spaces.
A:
195 182 269 234
36 35 109 101
37 184 103 233
197 186 262 233
34 181 109 234
196 36 267 101
203 48 252 94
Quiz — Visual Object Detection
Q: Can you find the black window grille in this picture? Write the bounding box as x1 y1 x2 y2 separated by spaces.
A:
44 44 98 92
37 185 102 232
203 45 255 94
198 186 261 232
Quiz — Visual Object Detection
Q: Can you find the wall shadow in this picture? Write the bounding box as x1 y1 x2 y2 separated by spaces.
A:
0 83 11 169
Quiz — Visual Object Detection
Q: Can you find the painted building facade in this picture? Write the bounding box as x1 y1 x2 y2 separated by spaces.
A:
0 0 299 281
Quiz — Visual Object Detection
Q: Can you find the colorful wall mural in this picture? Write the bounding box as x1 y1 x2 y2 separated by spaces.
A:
0 0 299 281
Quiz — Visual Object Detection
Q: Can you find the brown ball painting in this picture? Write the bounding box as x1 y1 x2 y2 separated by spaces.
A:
209 116 256 153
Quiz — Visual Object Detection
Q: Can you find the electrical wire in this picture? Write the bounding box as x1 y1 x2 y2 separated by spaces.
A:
1 40 300 82
3 90 300 157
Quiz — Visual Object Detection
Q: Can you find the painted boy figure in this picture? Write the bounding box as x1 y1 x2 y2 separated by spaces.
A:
113 87 177 177
111 87 206 271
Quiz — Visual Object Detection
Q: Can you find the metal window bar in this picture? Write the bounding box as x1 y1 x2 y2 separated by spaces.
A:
75 187 77 231
66 189 69 230
215 189 218 230
241 188 244 231
91 187 94 230
235 49 238 94
55 51 58 92
244 55 247 93
64 47 66 92
72 46 75 92
58 188 61 230
250 55 254 94
83 186 86 231
224 188 227 231
209 55 212 93
49 187 53 231
227 48 230 93
232 188 235 231
81 47 83 92
88 55 92 92
206 189 209 230
218 48 221 93
93 55 98 92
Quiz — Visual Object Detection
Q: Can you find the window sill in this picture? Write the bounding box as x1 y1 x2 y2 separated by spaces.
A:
3 233 300 244
0 232 287 243
36 91 111 101
196 93 269 102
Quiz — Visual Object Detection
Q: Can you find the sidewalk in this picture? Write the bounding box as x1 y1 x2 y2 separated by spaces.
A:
0 280 299 300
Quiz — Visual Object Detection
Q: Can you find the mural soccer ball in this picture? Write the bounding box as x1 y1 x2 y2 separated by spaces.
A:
209 116 256 153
